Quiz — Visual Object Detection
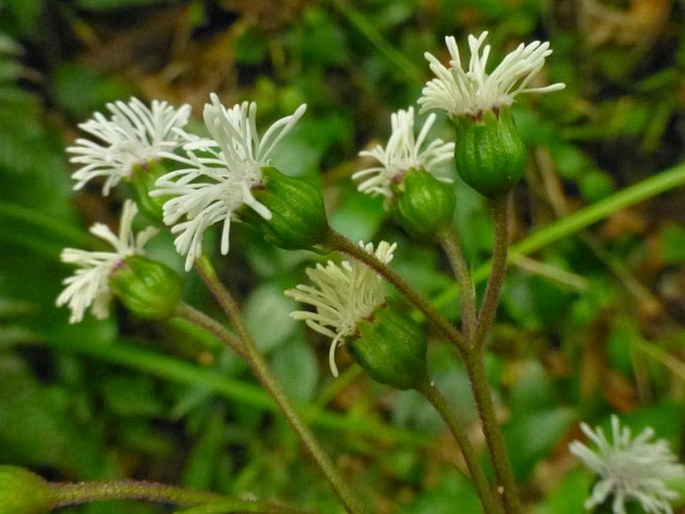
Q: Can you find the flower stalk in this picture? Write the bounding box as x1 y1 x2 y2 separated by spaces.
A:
415 376 504 514
194 257 369 514
48 479 304 513
437 227 477 339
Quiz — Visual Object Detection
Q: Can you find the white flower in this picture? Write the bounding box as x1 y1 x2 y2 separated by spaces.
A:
285 241 396 377
569 414 685 514
152 94 306 271
67 97 192 195
419 31 565 119
56 200 159 323
352 107 454 198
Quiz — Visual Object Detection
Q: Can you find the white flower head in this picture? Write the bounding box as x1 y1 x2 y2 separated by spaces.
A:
352 107 454 198
67 97 192 195
152 94 306 271
56 200 159 323
569 414 685 514
285 241 397 377
419 31 565 119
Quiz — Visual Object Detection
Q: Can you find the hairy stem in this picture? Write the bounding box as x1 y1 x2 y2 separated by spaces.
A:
175 302 247 360
463 349 521 514
438 228 477 340
415 376 504 514
473 195 510 350
50 479 304 512
194 257 369 514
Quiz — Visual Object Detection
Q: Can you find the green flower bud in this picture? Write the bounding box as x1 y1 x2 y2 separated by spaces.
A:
243 166 329 250
393 169 456 238
109 255 182 320
348 304 428 390
453 108 527 199
0 466 53 514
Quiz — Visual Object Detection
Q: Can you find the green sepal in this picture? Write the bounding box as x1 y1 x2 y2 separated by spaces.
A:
242 166 329 250
349 304 428 390
454 108 527 199
393 168 456 239
109 255 182 320
0 466 53 514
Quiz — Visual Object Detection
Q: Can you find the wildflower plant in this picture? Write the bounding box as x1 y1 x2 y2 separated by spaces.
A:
19 26 679 514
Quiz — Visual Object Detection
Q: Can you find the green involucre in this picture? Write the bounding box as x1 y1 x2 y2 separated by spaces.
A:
394 168 456 238
349 304 428 390
109 255 182 320
245 166 329 250
454 108 527 199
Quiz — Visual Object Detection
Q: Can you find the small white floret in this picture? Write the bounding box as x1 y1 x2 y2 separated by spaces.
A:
569 414 685 514
67 98 191 194
418 31 565 119
56 200 158 323
285 241 396 376
152 94 306 271
353 107 454 198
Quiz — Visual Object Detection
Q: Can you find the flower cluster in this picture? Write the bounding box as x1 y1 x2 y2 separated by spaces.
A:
569 415 685 514
56 200 158 323
59 94 307 321
419 31 565 119
285 241 396 376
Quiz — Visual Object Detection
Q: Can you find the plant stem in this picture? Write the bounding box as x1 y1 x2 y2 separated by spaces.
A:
463 349 521 513
454 193 520 513
194 257 369 514
49 480 302 512
473 195 510 350
415 376 504 514
175 302 247 360
438 228 477 340
325 228 468 351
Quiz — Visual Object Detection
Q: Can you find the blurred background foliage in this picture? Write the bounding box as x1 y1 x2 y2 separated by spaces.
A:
0 0 684 512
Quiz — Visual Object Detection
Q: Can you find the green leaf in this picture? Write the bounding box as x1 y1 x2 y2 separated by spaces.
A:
504 407 576 481
534 468 590 514
243 282 298 353
270 338 319 403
